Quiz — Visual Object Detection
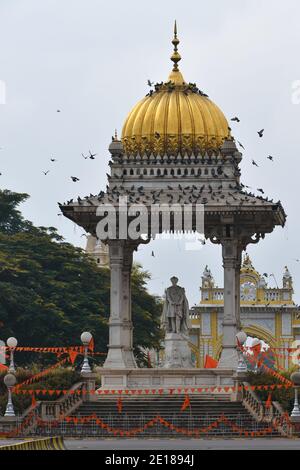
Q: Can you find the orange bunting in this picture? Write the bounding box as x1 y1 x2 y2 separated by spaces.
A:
68 350 78 364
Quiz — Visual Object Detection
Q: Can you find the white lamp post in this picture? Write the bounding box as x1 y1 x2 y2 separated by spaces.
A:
290 372 300 420
4 373 17 417
80 332 92 374
6 337 17 373
236 331 248 374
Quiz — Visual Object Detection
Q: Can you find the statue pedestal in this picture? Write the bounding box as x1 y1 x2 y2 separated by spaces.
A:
163 333 193 368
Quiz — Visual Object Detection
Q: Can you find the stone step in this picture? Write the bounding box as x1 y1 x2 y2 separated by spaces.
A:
36 395 281 438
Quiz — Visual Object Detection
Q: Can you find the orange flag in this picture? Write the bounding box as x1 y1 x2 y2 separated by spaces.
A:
88 337 94 352
180 394 191 412
204 355 218 368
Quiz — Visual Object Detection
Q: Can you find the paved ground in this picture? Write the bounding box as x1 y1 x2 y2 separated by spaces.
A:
65 438 300 450
1 438 299 450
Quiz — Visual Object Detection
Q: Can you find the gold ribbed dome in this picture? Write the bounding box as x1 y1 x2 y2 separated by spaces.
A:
122 23 230 157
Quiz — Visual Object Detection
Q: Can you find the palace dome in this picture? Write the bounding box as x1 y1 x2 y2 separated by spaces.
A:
122 24 230 157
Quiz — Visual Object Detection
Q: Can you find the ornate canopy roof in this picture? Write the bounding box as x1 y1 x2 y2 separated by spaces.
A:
122 22 230 157
60 24 286 244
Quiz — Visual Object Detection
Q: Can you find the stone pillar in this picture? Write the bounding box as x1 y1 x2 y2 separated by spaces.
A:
218 239 242 368
235 250 242 330
103 240 137 369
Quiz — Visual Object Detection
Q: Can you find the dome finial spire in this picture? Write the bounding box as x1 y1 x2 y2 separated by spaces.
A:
171 20 181 71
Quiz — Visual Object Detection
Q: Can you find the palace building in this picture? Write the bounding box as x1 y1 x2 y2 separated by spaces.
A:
189 254 300 369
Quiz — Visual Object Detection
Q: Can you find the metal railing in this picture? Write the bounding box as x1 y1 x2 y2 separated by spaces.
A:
23 412 281 438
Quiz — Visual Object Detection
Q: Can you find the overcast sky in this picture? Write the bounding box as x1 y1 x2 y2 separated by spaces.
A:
0 0 300 305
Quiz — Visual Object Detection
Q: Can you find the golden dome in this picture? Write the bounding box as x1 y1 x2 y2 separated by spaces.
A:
122 23 230 157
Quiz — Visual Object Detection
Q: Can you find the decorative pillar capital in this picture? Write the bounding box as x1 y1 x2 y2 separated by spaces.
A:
220 239 243 270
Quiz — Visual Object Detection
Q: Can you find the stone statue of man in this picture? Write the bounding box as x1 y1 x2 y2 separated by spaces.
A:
161 276 191 336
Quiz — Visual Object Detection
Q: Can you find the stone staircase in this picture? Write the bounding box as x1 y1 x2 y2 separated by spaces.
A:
53 394 282 437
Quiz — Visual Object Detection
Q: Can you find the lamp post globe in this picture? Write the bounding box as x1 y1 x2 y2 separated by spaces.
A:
80 331 92 374
4 373 16 388
81 331 92 346
4 373 17 417
291 372 300 386
7 337 18 348
6 337 17 373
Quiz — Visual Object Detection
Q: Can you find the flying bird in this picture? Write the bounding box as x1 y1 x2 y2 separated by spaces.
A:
71 176 80 182
151 251 155 257
56 109 61 113
257 188 264 194
147 80 154 87
267 155 274 161
50 158 57 162
43 170 50 175
89 150 97 159
231 116 240 122
238 141 245 150
257 129 264 138
252 160 259 167
82 153 88 159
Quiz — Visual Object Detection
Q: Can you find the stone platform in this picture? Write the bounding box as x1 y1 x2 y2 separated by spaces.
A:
97 368 235 392
163 333 193 368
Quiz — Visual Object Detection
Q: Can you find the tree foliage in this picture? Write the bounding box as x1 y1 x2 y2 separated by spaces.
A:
0 189 162 365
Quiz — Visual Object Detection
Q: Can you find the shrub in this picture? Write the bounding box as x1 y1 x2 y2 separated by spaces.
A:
0 366 82 415
245 370 295 412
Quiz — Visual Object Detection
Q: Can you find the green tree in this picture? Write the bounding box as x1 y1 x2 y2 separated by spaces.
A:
0 190 162 366
0 189 33 234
